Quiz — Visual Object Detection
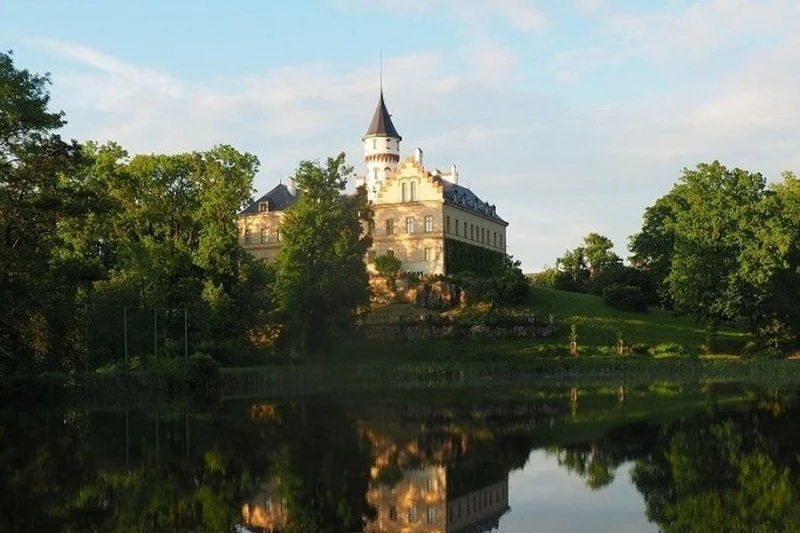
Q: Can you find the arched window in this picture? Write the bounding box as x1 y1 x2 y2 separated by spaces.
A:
401 182 408 202
384 167 391 179
373 168 378 180
410 182 417 201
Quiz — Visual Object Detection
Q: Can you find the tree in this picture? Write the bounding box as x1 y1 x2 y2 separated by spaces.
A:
629 189 687 308
374 253 401 290
273 153 373 355
0 50 90 374
555 246 590 291
555 233 623 294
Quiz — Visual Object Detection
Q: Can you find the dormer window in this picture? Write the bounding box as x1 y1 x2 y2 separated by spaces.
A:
258 202 269 213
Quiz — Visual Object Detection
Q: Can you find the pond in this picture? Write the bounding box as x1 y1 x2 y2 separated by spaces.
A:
2 381 799 532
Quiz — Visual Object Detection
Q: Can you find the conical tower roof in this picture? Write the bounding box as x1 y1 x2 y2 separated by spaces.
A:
364 90 401 140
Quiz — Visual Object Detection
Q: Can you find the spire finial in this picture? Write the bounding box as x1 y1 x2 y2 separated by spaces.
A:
379 50 383 93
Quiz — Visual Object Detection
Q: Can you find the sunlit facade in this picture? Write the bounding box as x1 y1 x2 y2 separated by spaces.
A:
236 89 508 275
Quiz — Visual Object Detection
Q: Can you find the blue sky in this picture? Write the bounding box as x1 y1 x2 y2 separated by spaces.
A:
3 0 800 270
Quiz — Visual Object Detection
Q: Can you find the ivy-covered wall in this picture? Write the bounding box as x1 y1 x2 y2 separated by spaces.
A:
444 238 505 277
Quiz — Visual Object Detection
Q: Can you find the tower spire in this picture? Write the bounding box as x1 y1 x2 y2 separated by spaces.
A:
379 50 383 93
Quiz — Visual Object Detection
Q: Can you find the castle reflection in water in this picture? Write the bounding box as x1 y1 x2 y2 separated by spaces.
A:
238 402 528 533
241 466 509 533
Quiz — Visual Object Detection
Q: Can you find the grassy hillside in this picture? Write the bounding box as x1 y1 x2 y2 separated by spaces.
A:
524 286 747 354
358 286 749 358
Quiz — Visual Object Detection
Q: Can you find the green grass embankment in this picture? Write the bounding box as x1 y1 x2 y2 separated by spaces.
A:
355 286 748 360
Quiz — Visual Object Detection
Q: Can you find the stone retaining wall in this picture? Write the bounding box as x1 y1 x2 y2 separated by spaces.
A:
358 319 558 341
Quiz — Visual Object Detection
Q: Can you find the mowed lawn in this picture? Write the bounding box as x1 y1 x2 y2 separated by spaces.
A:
360 286 749 357
523 287 748 354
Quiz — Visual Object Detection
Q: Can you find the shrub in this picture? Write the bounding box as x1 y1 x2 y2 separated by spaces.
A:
493 258 529 304
375 254 402 289
742 341 785 360
650 342 696 359
630 342 650 356
602 283 648 312
185 352 220 398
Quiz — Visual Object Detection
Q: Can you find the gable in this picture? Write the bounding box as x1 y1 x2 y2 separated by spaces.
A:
374 157 445 204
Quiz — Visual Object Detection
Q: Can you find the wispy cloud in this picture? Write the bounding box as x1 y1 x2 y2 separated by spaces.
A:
18 27 800 269
555 0 800 81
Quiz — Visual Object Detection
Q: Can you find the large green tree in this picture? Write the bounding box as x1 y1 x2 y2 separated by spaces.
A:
77 142 271 358
273 153 372 355
630 161 800 343
0 50 93 374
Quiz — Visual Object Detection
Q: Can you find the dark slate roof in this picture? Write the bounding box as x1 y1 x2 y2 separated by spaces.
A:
364 90 402 140
441 179 508 224
239 183 299 215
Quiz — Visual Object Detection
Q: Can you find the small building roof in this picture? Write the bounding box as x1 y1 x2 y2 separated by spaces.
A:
364 90 402 140
239 183 299 215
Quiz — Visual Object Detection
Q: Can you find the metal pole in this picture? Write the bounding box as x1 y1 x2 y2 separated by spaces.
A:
184 308 188 359
84 304 89 373
153 308 157 359
123 306 128 364
125 410 130 469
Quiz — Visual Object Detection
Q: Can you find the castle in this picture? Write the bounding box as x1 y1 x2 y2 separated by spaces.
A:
237 88 508 276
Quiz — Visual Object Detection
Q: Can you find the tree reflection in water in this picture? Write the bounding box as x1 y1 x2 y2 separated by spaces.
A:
2 384 800 532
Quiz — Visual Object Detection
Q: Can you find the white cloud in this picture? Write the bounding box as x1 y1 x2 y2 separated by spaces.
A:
17 26 800 271
556 0 800 81
574 0 604 13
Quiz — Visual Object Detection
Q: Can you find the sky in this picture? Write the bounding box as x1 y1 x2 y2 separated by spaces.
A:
3 0 800 271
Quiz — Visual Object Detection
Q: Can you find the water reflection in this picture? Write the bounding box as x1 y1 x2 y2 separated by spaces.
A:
1 383 800 532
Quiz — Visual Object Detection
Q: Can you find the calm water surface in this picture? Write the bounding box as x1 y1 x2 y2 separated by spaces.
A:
2 382 799 532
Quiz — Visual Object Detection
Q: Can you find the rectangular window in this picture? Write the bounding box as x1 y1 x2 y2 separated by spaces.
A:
470 224 474 240
494 232 498 247
244 229 251 244
464 221 467 236
481 227 485 242
258 202 268 212
387 249 394 257
386 218 394 235
424 247 433 261
276 228 281 242
446 216 451 233
406 216 415 233
367 250 376 263
455 218 459 236
424 215 433 232
408 505 418 522
500 235 503 248
260 229 267 243
401 183 408 203
427 506 436 524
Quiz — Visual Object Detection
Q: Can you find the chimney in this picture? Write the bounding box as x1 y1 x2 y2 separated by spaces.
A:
287 176 296 196
451 163 458 184
414 147 423 165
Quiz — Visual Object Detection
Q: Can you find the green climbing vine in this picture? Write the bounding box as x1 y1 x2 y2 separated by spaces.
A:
444 238 504 277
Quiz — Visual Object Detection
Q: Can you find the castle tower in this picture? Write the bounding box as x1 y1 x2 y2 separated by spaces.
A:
362 88 401 201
